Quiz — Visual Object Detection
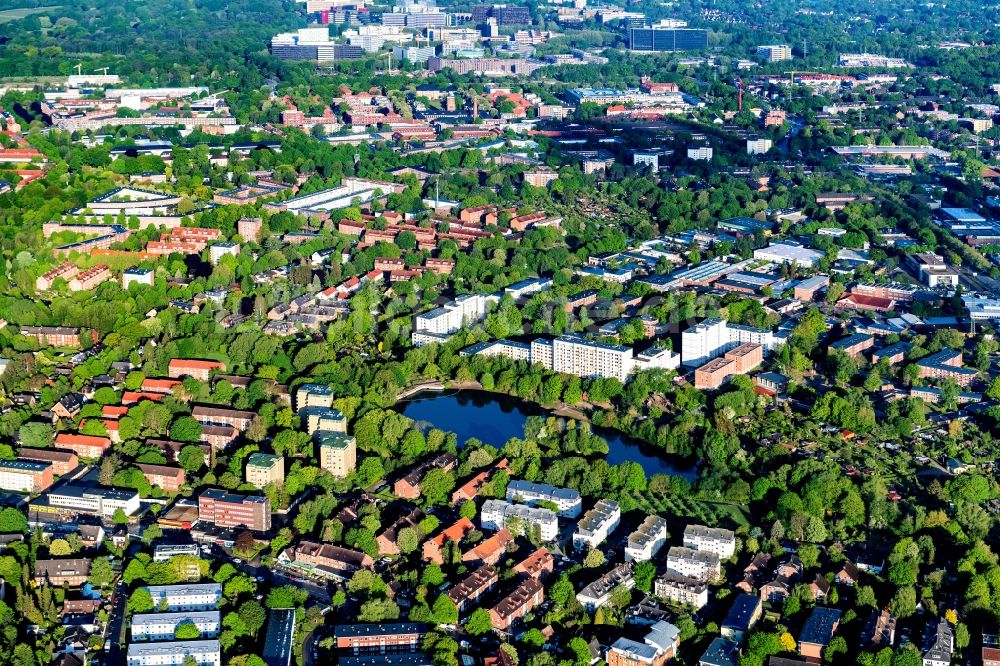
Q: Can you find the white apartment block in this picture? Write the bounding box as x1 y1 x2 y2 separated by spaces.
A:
625 515 668 562
506 480 582 518
666 546 721 581
573 499 621 550
683 524 736 559
576 563 635 612
746 138 773 155
412 294 494 346
126 640 220 666
654 573 708 609
757 44 792 62
687 146 713 161
480 499 558 541
131 611 221 641
681 318 775 367
460 339 531 362
143 584 222 612
152 544 200 562
532 335 634 382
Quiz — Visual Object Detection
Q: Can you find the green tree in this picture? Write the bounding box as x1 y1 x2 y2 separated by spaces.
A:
465 608 493 635
170 416 203 443
175 622 202 640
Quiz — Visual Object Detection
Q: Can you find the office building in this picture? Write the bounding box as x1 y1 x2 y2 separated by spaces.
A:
245 453 285 489
753 243 823 268
471 4 531 25
270 28 337 62
142 584 222 612
411 294 493 346
629 27 708 52
506 480 582 517
0 459 53 492
625 515 668 562
683 524 736 559
43 484 141 518
126 640 221 666
131 611 221 641
757 45 792 62
480 499 558 541
153 544 200 562
573 499 621 550
666 546 720 581
197 489 271 531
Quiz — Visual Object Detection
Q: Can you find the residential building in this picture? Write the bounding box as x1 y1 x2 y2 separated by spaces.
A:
423 517 475 565
131 611 221 641
916 349 978 386
654 572 708 609
0 459 53 492
126 640 221 666
136 463 186 493
699 638 740 666
757 44 792 62
376 508 424 556
451 459 510 504
463 529 514 567
488 577 544 631
506 480 582 517
317 432 356 478
55 433 111 458
512 548 555 580
245 453 285 489
746 137 773 155
20 326 92 348
681 318 775 367
922 619 953 666
694 343 763 389
625 515 668 562
142 584 222 611
447 564 498 612
794 275 828 301
191 406 255 431
301 407 347 435
798 607 842 661
123 268 155 288
168 359 225 382
237 217 263 242
862 610 896 649
721 594 763 643
279 541 372 579
551 335 634 382
197 489 271 531
208 242 239 266
606 621 680 666
480 499 558 541
577 563 635 611
35 558 91 586
683 524 737 559
37 262 80 290
333 623 428 655
666 546 720 581
394 453 456 499
17 448 78 476
411 294 492 346
573 499 621 550
67 264 111 292
295 384 334 410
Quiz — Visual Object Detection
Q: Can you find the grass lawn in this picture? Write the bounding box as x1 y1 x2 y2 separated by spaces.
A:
0 6 60 23
628 491 750 529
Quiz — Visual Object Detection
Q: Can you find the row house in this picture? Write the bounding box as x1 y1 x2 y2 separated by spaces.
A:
452 459 510 504
448 564 498 612
192 406 255 431
393 453 457 499
423 517 475 564
488 577 544 631
35 558 91 587
512 547 554 580
37 262 80 291
462 528 514 567
136 463 186 492
55 433 111 459
68 264 111 292
376 507 424 557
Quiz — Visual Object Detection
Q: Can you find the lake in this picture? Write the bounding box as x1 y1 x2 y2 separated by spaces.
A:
397 390 697 481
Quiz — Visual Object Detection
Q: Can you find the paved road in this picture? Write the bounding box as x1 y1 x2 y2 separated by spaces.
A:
103 580 128 666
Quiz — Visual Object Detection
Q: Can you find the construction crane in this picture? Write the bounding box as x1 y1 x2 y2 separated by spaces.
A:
73 63 82 76
94 67 110 75
735 77 744 112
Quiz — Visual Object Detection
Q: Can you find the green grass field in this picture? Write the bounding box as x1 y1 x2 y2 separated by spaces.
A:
0 6 60 24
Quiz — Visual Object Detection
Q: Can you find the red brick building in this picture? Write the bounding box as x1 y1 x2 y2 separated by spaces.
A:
489 577 544 631
17 448 78 476
168 359 226 381
136 463 186 492
54 433 111 459
198 489 271 531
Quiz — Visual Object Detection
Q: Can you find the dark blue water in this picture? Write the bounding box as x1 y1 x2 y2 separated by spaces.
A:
398 391 696 481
